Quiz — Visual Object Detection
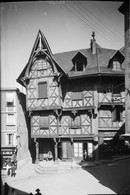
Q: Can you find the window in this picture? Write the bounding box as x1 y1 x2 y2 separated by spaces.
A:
113 61 121 71
6 114 15 125
71 115 81 128
75 60 84 71
72 92 82 100
37 59 48 70
7 134 14 145
6 92 14 106
38 82 47 99
72 52 87 72
112 106 123 122
39 116 49 129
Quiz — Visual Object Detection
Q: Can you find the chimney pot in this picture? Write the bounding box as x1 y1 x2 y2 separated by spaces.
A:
90 31 96 54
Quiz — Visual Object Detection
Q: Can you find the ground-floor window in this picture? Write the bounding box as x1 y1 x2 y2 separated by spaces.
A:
74 143 83 159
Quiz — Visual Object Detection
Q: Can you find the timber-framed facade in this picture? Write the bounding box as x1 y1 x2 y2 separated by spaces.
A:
17 30 125 163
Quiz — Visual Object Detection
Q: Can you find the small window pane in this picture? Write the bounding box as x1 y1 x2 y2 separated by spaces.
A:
113 61 121 71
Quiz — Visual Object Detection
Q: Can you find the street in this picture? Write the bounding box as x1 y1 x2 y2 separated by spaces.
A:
85 158 130 194
2 158 130 195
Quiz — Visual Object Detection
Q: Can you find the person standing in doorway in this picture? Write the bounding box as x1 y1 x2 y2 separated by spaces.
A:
84 150 88 161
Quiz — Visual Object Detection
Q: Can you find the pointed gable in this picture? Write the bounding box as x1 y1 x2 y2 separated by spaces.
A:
17 30 65 86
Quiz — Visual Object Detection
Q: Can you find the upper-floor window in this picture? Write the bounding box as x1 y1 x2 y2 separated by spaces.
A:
6 114 15 125
72 52 87 72
37 59 48 70
38 82 47 99
70 115 81 128
74 60 86 72
75 60 84 71
39 116 49 129
72 91 82 100
112 61 121 71
7 133 14 145
112 106 123 122
6 92 14 106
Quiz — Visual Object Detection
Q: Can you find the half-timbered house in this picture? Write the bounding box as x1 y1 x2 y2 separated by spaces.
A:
17 30 125 162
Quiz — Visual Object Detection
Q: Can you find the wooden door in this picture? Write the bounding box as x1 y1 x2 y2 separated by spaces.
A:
62 142 72 160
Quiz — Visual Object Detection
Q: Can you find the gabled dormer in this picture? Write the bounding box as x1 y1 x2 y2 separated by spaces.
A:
108 50 125 71
71 51 87 72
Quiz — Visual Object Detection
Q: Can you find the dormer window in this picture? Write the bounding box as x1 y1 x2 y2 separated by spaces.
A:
75 60 84 71
113 61 121 71
71 52 87 72
108 50 124 71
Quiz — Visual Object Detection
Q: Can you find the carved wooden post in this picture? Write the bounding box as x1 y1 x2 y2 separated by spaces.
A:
70 137 74 161
98 136 103 159
55 143 58 161
53 138 58 161
34 138 39 164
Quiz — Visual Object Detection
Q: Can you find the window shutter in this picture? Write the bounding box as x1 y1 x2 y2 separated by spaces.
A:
75 115 80 127
38 82 47 98
71 115 80 127
72 92 82 100
112 107 116 122
71 117 75 127
39 116 49 129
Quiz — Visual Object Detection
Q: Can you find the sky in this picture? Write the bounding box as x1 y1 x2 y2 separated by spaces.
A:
1 1 124 90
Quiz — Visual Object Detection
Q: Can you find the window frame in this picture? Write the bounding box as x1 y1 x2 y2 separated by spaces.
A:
39 115 49 129
38 81 48 99
6 113 15 126
112 61 121 71
112 106 123 122
70 115 81 128
7 133 14 145
6 92 15 106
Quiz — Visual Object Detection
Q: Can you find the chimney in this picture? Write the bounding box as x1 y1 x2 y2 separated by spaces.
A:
90 31 96 54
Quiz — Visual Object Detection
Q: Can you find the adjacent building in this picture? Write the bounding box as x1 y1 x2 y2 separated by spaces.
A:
17 30 126 163
1 88 31 166
1 88 19 161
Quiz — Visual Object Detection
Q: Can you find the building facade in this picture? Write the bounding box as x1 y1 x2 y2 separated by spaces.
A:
1 88 31 166
1 88 19 161
17 30 126 163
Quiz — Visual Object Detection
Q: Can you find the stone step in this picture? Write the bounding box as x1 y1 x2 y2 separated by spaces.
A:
35 161 81 174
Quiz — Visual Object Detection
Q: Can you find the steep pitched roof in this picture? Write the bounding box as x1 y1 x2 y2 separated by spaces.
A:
53 46 124 78
17 30 125 86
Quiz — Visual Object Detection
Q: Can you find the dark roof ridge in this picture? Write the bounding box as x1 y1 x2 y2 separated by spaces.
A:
53 46 116 56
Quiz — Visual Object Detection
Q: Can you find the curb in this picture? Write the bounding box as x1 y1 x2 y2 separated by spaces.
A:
81 155 130 168
100 155 130 164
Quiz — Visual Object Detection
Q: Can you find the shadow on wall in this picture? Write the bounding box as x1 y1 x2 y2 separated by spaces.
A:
17 92 36 163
